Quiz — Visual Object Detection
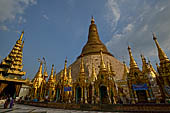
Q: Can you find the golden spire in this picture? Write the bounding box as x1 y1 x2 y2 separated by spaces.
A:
63 58 68 81
128 46 138 69
32 60 43 82
49 64 54 80
100 49 106 71
80 56 85 73
37 61 43 78
19 31 24 41
32 60 43 88
153 33 169 63
91 62 97 82
141 54 149 73
123 61 129 80
80 17 111 57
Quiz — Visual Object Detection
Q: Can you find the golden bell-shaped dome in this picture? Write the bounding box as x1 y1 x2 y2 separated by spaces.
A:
79 17 112 58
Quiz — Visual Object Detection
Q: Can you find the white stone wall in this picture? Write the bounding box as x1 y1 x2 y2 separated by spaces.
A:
56 54 124 81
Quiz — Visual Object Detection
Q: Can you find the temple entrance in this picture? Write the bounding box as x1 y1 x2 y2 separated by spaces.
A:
99 86 108 104
0 83 16 98
88 85 92 103
136 90 148 103
56 88 60 102
76 86 81 103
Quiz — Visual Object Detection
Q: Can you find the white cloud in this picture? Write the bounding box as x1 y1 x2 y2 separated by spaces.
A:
123 24 134 33
105 0 170 65
0 0 37 22
105 0 120 32
18 16 27 24
141 25 148 32
42 14 49 20
0 25 9 31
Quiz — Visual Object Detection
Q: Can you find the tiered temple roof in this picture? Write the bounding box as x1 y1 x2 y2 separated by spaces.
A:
0 31 26 79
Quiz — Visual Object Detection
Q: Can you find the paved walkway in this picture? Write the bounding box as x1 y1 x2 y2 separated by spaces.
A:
0 104 123 113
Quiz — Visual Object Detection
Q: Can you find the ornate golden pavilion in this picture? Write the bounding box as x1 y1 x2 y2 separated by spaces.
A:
30 17 170 104
0 31 29 98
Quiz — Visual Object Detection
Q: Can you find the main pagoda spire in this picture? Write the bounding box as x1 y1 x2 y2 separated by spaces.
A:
79 17 112 57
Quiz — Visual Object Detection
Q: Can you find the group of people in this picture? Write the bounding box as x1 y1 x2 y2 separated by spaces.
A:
4 96 14 109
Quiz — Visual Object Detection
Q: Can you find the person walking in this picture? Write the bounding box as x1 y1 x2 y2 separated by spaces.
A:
9 97 14 108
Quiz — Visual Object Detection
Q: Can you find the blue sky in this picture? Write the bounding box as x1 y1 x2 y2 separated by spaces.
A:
0 0 170 79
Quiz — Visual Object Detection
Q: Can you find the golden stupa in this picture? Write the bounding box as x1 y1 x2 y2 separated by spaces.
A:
57 17 124 80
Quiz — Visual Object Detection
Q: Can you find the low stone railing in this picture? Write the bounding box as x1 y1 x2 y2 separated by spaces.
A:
19 101 170 112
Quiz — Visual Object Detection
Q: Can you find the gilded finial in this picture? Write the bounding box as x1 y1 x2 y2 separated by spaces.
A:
91 16 95 24
152 32 157 40
63 58 68 81
19 31 24 41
